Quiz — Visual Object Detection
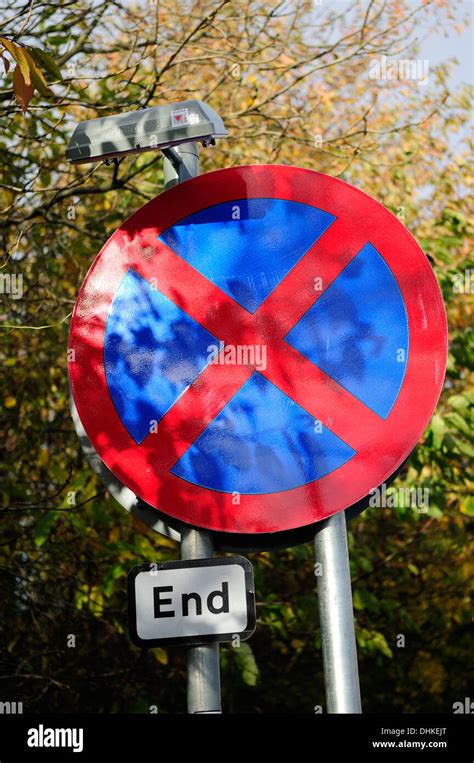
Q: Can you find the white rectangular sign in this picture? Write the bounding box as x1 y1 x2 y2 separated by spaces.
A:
170 107 189 127
128 557 256 647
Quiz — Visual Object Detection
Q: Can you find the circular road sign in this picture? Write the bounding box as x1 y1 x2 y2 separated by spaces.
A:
69 165 447 545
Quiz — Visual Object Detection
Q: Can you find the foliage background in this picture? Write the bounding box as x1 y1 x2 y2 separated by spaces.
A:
0 0 472 713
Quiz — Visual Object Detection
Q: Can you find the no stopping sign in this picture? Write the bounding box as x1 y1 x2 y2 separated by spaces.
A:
68 165 447 543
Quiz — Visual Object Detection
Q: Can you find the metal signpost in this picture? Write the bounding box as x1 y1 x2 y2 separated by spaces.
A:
314 512 361 712
180 527 222 713
163 141 223 713
67 101 447 714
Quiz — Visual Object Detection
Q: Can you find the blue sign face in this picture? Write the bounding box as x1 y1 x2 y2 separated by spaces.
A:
103 197 408 496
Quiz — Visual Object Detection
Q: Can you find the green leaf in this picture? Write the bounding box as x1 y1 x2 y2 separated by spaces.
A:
233 642 259 686
372 632 393 659
353 589 365 611
103 564 124 597
68 511 86 538
448 394 470 413
446 412 473 439
48 35 69 45
27 46 62 81
359 556 374 573
430 414 446 449
34 511 60 547
23 48 52 97
460 496 474 517
353 588 377 611
455 439 474 458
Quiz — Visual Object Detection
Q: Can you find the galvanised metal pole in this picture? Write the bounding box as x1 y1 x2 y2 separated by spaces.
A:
162 142 199 189
180 526 221 714
163 142 222 714
314 510 362 713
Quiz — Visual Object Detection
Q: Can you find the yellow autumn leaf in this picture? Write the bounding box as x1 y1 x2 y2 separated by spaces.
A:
108 526 121 542
38 447 49 467
0 37 31 85
4 396 17 408
154 648 168 665
23 48 52 97
291 639 305 651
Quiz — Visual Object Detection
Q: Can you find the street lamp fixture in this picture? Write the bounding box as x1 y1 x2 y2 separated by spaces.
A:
66 99 227 166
